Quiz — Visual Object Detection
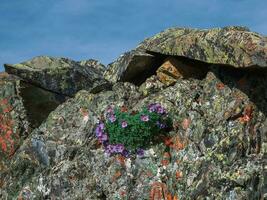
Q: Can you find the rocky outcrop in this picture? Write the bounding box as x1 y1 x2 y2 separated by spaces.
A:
1 67 267 199
105 26 267 84
137 26 267 68
5 56 111 97
0 73 30 173
104 50 161 85
0 26 267 199
0 73 66 174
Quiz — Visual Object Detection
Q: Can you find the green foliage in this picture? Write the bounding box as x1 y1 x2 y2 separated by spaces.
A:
105 106 171 151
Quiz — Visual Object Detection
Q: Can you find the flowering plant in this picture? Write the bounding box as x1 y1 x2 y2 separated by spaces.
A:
95 103 172 157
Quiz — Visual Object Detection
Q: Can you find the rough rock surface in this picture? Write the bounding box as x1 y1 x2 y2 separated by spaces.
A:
156 57 207 86
1 67 267 199
104 50 159 84
0 73 30 176
0 72 66 176
137 26 267 68
1 26 267 200
5 56 111 96
105 26 267 84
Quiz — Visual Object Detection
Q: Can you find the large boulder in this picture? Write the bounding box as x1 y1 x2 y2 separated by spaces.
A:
5 56 111 97
1 26 266 200
0 73 30 175
104 50 161 85
1 65 266 199
137 26 267 68
105 26 267 84
0 82 141 199
0 72 66 179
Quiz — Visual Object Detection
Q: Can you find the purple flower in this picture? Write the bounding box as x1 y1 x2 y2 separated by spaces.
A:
99 133 108 142
121 121 128 128
95 126 103 137
136 148 144 157
106 106 114 114
157 106 166 114
99 123 105 130
156 121 166 129
108 115 116 123
141 115 149 122
148 103 166 115
122 149 130 157
105 145 115 154
148 104 156 112
114 144 125 153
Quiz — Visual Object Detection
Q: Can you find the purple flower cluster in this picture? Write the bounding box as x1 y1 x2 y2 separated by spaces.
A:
95 122 128 155
105 106 117 123
105 144 126 154
94 104 169 158
95 122 108 143
148 103 166 115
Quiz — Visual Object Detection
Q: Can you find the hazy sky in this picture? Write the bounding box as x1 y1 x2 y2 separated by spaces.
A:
0 0 266 71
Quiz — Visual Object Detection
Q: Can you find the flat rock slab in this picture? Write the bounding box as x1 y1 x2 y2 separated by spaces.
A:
138 26 267 68
5 56 111 96
105 26 267 85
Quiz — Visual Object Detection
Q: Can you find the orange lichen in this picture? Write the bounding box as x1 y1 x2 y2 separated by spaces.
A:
112 171 122 181
149 182 168 200
119 190 127 197
163 152 171 158
0 98 16 157
150 182 178 200
120 105 128 113
161 159 170 166
163 136 173 147
163 135 186 151
175 171 183 180
239 104 253 123
116 154 126 166
216 83 225 90
171 136 186 151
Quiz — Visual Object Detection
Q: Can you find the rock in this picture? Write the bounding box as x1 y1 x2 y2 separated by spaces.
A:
0 82 142 199
1 26 266 199
2 65 266 199
105 26 267 85
138 75 165 97
156 57 208 86
78 59 106 74
5 56 111 97
104 50 163 84
138 26 267 68
0 72 66 179
0 73 30 177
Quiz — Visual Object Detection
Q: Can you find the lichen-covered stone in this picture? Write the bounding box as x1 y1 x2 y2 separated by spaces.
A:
0 73 30 181
137 26 267 68
2 65 266 199
0 82 142 199
156 57 207 86
5 56 111 96
1 26 267 200
105 26 267 85
104 50 159 84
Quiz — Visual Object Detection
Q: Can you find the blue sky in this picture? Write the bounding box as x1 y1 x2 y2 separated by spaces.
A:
0 0 266 71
